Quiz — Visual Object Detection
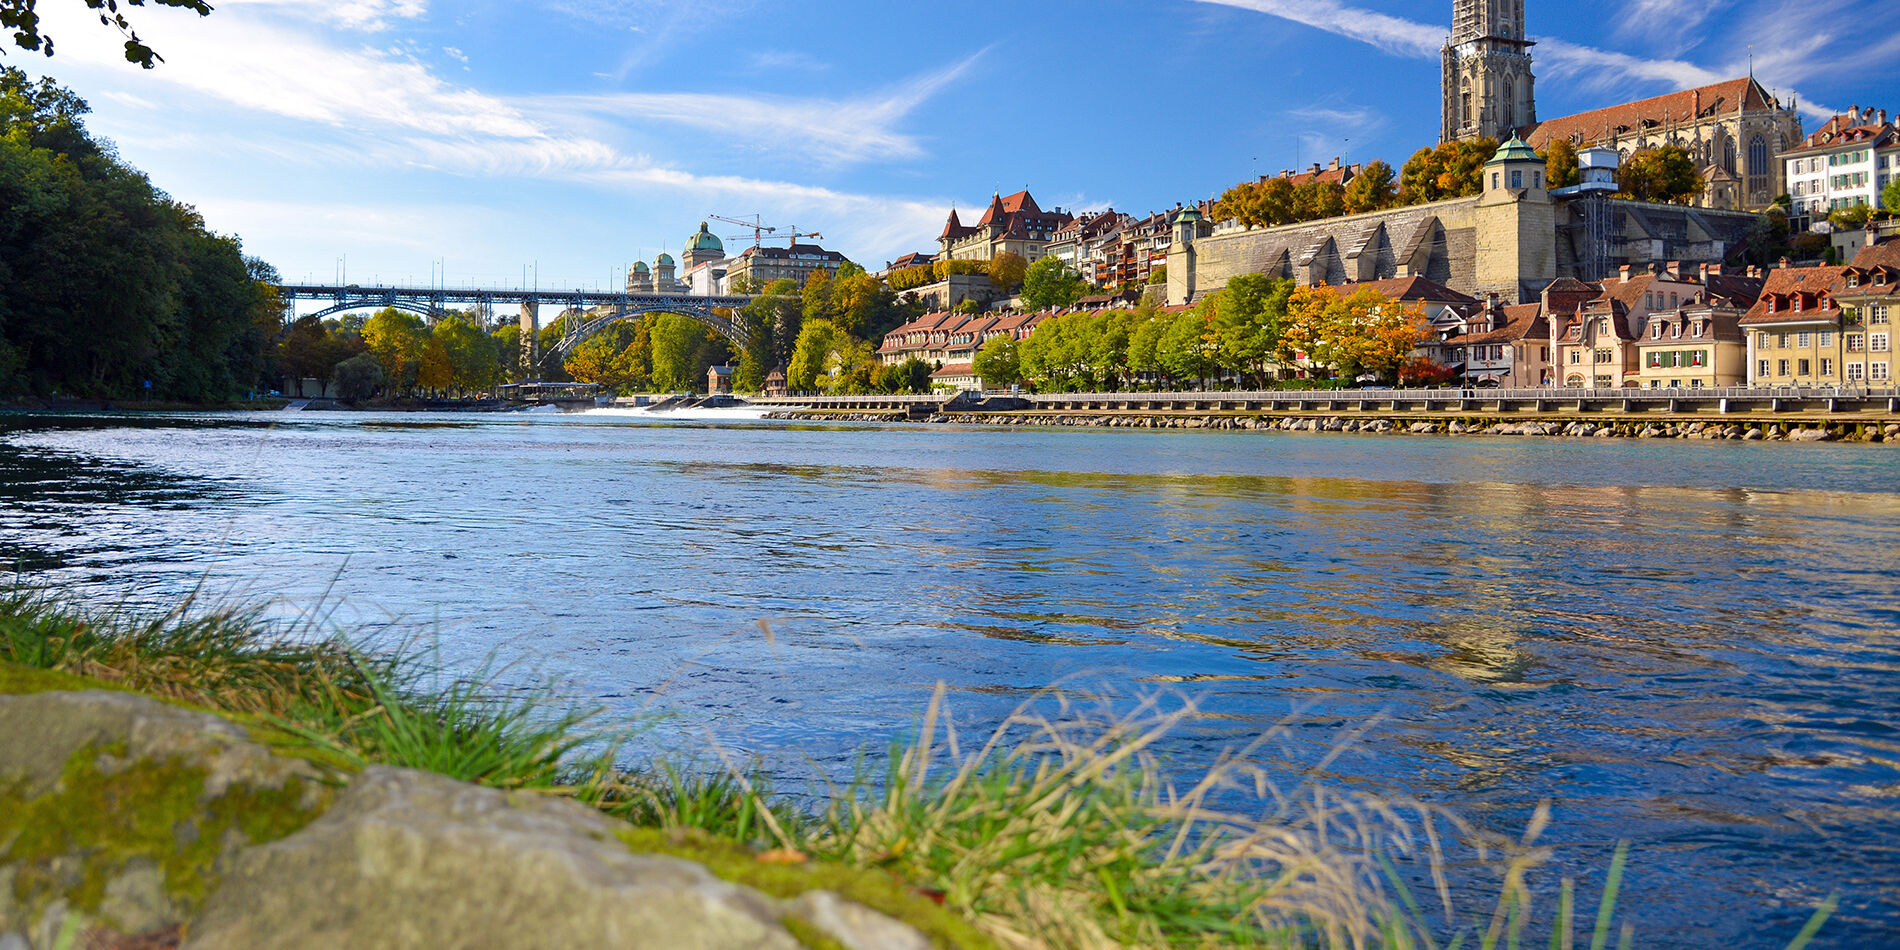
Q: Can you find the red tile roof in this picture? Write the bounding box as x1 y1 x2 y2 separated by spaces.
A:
1324 275 1478 305
1523 77 1776 149
1739 266 1850 326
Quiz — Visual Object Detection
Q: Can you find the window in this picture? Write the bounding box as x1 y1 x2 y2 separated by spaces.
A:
1492 172 1500 189
1820 331 1833 347
1691 379 1703 388
1848 334 1864 351
1798 359 1811 376
1670 292 1679 307
1873 305 1890 324
1797 332 1812 347
1873 333 1890 352
1779 332 1790 347
1652 324 1664 340
1594 348 1614 363
1599 319 1610 335
1759 332 1773 348
1511 170 1523 188
1569 350 1581 364
1759 359 1771 377
1691 350 1705 367
1777 359 1790 376
1821 358 1834 377
1693 323 1705 338
1847 362 1864 381
1874 362 1891 381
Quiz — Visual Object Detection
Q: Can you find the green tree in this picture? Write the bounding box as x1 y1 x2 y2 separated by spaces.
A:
3 0 212 68
1021 256 1088 311
1618 145 1701 204
1207 273 1294 387
361 308 425 392
971 334 1020 388
786 318 838 392
1147 264 1167 286
987 250 1028 290
434 314 500 392
1883 178 1900 216
1829 203 1874 230
332 353 384 401
1158 310 1217 387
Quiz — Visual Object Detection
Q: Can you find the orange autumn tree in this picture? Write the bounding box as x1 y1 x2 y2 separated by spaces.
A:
1280 285 1430 381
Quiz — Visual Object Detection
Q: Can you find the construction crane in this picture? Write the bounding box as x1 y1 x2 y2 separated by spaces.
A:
708 214 823 249
708 214 773 249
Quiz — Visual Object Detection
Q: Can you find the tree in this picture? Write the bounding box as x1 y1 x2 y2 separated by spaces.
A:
278 315 348 391
1343 160 1396 214
1618 146 1701 204
1207 273 1294 387
332 353 384 401
1542 139 1582 190
1398 138 1496 205
787 319 838 392
434 315 500 392
1883 178 1900 216
987 250 1028 290
1829 203 1874 230
972 333 1020 388
1158 310 1218 387
1292 179 1347 221
361 308 425 392
1021 256 1088 311
1280 285 1427 381
3 0 212 68
1147 264 1167 286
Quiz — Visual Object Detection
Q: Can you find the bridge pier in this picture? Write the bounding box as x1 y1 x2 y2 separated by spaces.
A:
520 299 539 376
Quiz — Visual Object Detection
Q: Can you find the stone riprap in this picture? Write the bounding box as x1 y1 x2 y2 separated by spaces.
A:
765 410 1899 443
0 688 950 950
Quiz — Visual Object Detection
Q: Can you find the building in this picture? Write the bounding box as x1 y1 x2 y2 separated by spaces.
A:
721 243 849 292
706 364 733 395
1630 293 1749 389
625 260 651 293
936 191 1074 263
1523 77 1803 212
1442 0 1801 211
681 222 732 295
1743 242 1900 387
1441 0 1536 144
1447 297 1549 386
1780 106 1897 221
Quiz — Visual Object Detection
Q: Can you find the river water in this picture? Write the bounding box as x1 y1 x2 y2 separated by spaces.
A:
2 408 1896 946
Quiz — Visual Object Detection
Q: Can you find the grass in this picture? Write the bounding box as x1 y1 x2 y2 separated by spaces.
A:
0 588 1840 949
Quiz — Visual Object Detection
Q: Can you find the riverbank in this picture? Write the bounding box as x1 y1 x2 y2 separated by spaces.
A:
766 408 1900 442
0 590 1839 949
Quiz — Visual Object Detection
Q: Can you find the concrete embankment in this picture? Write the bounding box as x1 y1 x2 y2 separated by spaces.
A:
764 409 1900 443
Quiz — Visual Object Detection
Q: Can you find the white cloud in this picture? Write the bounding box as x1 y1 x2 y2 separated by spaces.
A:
539 51 985 166
1186 0 1848 127
230 0 428 32
1188 0 1442 58
28 0 966 265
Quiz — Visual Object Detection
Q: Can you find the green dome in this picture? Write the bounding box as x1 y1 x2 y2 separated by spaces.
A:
656 252 675 266
686 222 724 254
1175 207 1203 224
631 261 649 274
1487 133 1539 166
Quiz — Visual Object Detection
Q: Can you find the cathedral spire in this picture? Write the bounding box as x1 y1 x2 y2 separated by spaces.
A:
1442 0 1538 144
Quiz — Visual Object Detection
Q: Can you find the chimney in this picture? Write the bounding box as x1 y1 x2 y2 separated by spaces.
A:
1329 156 1341 170
1619 263 1635 281
1698 262 1710 281
1881 109 1890 126
1777 256 1791 270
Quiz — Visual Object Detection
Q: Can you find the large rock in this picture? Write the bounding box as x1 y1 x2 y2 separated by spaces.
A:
0 691 328 945
185 767 927 950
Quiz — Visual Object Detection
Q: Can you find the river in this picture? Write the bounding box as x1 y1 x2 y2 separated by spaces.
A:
2 407 1896 946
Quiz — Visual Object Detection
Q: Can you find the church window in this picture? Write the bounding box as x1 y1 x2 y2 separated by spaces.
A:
1748 135 1769 175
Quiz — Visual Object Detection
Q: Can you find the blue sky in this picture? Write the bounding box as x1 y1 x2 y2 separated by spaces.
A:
18 0 1898 295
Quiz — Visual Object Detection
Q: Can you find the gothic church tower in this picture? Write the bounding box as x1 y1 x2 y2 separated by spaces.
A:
1441 0 1537 143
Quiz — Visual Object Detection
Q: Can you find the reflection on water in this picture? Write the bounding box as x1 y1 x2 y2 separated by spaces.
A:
2 409 1897 946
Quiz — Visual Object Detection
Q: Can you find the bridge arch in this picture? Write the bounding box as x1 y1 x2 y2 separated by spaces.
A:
551 303 750 360
303 299 448 323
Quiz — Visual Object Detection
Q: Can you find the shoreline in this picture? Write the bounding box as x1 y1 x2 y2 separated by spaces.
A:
764 408 1900 442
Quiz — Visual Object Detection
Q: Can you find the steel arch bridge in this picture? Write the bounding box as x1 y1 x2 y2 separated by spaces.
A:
276 283 755 362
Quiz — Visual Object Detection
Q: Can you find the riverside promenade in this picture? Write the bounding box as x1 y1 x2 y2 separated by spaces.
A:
753 386 1900 441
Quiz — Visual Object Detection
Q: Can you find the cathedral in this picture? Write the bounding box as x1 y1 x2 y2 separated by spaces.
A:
1440 0 1802 211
